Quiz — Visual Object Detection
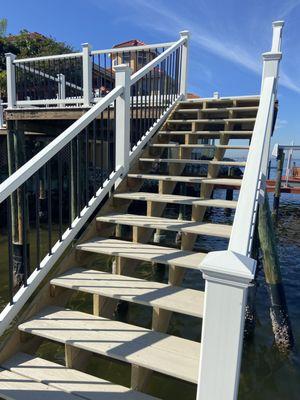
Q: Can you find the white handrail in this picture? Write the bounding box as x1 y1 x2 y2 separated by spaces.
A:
14 52 83 64
229 76 275 257
0 85 123 204
197 21 284 400
91 41 175 55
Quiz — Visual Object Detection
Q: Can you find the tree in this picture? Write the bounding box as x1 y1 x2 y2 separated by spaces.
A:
0 22 75 99
0 18 7 38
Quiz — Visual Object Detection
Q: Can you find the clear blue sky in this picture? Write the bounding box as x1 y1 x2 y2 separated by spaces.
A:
2 0 300 146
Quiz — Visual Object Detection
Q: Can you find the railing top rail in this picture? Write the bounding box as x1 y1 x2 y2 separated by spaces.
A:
130 36 186 86
228 76 275 257
0 85 123 204
91 41 175 55
14 51 83 64
13 41 177 63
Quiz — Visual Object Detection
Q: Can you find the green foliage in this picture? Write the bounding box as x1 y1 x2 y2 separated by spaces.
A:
0 23 75 99
0 18 7 37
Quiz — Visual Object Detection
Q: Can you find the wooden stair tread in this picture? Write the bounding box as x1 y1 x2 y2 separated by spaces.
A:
77 237 206 270
167 118 256 123
18 307 200 383
51 267 204 318
176 107 258 113
159 130 253 137
139 158 246 167
0 368 79 400
114 192 238 209
151 144 249 150
2 352 156 400
128 174 242 186
97 213 232 238
179 97 260 104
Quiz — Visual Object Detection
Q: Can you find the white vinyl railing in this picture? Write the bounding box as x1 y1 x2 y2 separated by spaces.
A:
5 39 179 108
0 31 188 336
197 21 284 400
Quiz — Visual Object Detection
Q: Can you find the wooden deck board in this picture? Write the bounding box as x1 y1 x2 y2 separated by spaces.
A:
114 192 238 209
2 353 156 400
18 307 200 383
97 213 232 238
0 368 79 400
51 268 205 318
127 174 243 186
139 158 246 167
77 237 206 270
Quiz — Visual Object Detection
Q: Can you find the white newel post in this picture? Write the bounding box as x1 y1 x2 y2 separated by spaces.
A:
57 73 66 108
197 251 256 400
179 30 190 98
114 64 131 179
271 21 284 52
5 53 16 109
82 43 93 107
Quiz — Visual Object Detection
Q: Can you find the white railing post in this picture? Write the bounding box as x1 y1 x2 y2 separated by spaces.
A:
271 21 284 52
197 251 256 400
0 99 4 128
57 73 66 108
179 30 190 98
82 43 93 107
114 64 131 178
5 53 16 108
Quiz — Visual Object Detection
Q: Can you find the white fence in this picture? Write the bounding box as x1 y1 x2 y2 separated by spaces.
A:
5 37 182 108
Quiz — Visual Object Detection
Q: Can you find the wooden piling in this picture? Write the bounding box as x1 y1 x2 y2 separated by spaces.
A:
258 192 294 351
272 148 285 222
6 121 30 289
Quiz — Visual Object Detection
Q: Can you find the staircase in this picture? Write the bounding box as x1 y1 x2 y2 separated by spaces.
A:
0 96 258 399
0 22 284 400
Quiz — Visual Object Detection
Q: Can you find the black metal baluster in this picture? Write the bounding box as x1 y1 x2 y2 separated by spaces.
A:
100 113 104 185
93 119 96 194
7 199 14 304
35 172 40 269
22 184 28 285
47 161 52 255
58 154 63 241
85 126 89 203
76 133 81 216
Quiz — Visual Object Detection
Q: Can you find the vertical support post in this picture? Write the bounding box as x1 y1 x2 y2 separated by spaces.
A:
179 30 190 99
272 148 284 220
0 99 4 128
82 43 93 107
258 193 294 350
57 73 66 108
5 53 16 109
197 251 256 400
114 64 131 178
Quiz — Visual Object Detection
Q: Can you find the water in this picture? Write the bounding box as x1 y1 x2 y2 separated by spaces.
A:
0 165 299 399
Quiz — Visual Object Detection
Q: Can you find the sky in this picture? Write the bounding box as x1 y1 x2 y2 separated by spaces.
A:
2 0 300 148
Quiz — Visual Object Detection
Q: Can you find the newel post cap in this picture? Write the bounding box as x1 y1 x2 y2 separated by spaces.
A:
273 21 284 28
113 63 132 73
200 250 256 287
180 30 190 38
262 51 282 61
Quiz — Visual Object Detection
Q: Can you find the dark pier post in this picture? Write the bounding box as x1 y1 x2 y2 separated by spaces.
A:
7 120 30 289
272 148 285 221
258 192 294 351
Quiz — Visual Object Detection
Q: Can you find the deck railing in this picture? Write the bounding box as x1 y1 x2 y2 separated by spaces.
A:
5 39 180 108
0 31 188 336
197 21 284 400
